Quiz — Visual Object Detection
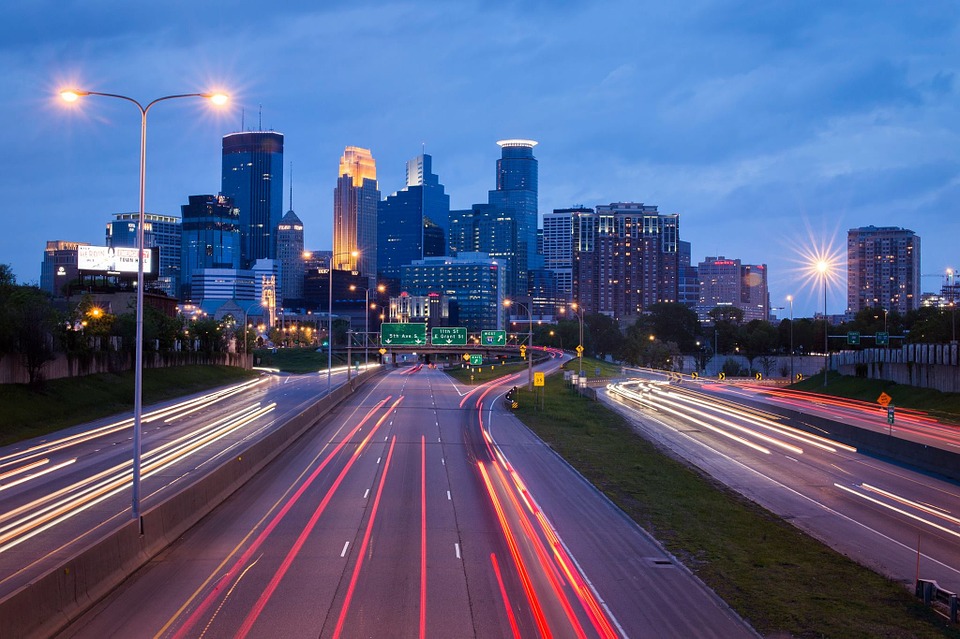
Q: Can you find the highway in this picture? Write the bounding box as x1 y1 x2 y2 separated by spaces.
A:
603 377 960 595
0 364 368 598
59 362 754 638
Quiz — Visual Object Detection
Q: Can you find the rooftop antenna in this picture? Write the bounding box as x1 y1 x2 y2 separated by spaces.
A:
422 141 426 155
258 105 262 131
288 162 294 211
241 108 245 132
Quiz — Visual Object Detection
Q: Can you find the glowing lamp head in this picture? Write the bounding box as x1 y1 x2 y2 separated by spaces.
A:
205 92 229 106
503 299 512 308
59 90 87 103
816 260 829 274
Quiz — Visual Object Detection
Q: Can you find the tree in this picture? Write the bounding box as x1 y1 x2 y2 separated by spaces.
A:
641 302 702 352
9 286 59 386
584 313 621 360
741 320 779 369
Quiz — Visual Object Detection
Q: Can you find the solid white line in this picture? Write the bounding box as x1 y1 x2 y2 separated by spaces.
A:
363 489 370 499
341 541 350 557
454 543 461 559
447 490 451 500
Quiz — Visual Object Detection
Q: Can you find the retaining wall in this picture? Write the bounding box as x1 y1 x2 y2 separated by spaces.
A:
0 370 382 639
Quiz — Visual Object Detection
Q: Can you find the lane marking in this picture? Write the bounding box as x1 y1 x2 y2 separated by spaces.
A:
447 490 451 501
340 542 350 558
454 543 461 559
363 489 370 499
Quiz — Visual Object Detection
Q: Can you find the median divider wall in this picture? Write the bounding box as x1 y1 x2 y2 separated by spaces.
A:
0 370 383 639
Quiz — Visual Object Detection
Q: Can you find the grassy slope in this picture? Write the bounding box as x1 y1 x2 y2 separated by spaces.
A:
793 371 960 421
0 366 258 445
508 371 959 638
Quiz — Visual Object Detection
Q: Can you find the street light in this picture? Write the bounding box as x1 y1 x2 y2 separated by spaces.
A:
60 87 228 524
786 295 794 382
504 299 533 389
947 268 956 344
349 282 385 368
561 303 585 378
816 260 830 387
327 251 358 393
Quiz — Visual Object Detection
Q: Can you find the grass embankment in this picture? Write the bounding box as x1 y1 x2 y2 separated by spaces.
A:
511 372 959 638
253 347 328 374
793 372 960 422
0 366 259 446
446 358 532 384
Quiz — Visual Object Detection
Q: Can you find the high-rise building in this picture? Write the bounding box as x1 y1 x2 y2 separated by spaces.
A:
377 153 450 287
543 207 592 304
40 240 89 296
333 146 379 280
179 194 241 301
572 203 679 320
488 139 538 298
847 226 920 315
106 212 181 297
222 131 284 268
401 253 504 332
276 208 304 305
677 241 700 309
696 256 769 322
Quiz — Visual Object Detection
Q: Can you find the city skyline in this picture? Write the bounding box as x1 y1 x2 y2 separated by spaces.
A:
4 1 957 317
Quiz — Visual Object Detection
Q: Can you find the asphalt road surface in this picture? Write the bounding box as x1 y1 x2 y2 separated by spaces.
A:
60 364 754 638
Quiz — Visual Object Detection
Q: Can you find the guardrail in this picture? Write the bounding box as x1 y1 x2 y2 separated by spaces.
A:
917 579 959 623
0 368 385 639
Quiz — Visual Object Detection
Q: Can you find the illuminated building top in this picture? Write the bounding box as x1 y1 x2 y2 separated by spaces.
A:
339 146 377 187
496 139 538 148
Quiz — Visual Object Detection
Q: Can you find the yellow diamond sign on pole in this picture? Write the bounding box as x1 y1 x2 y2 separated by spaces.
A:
462 353 471 362
534 372 545 387
379 348 387 355
576 344 584 356
877 392 892 407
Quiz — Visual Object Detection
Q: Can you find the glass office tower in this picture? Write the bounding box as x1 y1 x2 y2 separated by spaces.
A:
179 194 241 301
222 131 284 268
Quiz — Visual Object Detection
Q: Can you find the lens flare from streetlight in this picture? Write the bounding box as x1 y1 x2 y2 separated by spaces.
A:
60 90 82 102
207 92 229 106
787 231 844 307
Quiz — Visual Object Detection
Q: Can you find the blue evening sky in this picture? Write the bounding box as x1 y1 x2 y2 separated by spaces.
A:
2 1 957 318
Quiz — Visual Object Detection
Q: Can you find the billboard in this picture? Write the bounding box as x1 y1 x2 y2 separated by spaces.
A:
78 246 155 276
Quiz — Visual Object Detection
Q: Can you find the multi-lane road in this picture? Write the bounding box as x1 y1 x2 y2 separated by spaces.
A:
604 376 960 595
56 362 754 638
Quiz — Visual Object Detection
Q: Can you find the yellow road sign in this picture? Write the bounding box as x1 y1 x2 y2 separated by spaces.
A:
755 372 762 381
534 372 545 387
691 372 698 380
877 392 892 407
718 372 726 381
379 348 387 355
575 344 584 355
462 353 471 361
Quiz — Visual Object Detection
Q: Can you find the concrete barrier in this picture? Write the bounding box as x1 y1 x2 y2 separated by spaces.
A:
0 370 383 639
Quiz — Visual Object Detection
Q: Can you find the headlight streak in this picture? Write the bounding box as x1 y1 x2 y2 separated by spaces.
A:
0 402 276 555
860 483 960 528
0 458 50 481
0 459 75 492
655 387 857 454
610 384 772 455
0 378 265 473
834 483 960 541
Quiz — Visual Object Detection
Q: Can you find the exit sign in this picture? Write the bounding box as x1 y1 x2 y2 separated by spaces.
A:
381 323 427 345
431 326 467 345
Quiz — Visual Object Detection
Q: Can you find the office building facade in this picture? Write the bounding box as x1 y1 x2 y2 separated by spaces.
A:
377 153 449 286
276 209 304 305
696 256 769 322
179 194 241 301
40 240 89 296
401 253 504 332
847 226 920 315
334 146 379 280
222 131 284 268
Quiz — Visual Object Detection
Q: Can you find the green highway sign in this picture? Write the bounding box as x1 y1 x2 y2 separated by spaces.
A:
380 323 427 345
431 326 467 345
847 331 860 345
876 331 889 346
469 354 483 365
481 330 506 345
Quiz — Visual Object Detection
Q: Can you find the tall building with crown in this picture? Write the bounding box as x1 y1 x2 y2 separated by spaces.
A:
333 146 379 281
276 168 304 305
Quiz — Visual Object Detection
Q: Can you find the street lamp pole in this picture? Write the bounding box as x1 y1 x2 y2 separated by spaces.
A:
327 251 358 394
60 89 228 523
505 299 533 389
818 262 829 387
787 295 794 382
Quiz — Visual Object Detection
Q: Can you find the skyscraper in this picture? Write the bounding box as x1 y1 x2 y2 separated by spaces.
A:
488 139 538 298
333 146 379 280
543 207 592 304
222 131 284 268
847 225 920 315
276 175 304 305
377 153 450 287
179 194 241 300
696 256 769 322
573 203 679 320
401 253 504 332
106 212 181 297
